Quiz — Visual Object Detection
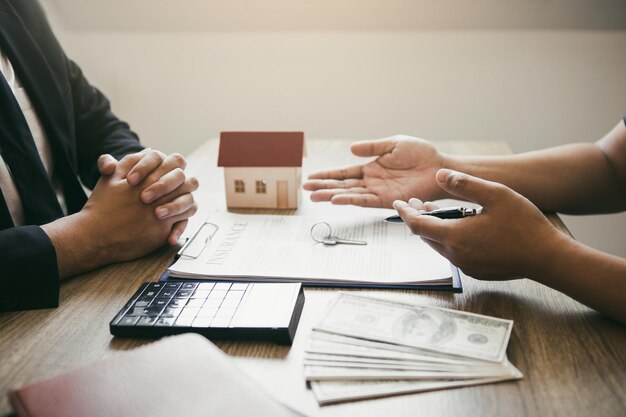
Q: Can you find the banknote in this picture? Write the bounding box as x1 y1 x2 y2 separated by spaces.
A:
303 353 507 373
313 293 513 362
310 375 521 405
306 335 491 366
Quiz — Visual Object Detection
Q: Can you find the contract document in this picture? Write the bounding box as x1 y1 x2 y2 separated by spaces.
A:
168 212 459 288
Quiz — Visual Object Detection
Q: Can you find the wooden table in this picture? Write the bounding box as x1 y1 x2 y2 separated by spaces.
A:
1 139 624 417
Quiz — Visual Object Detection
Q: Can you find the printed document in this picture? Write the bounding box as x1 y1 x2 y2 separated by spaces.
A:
168 212 454 286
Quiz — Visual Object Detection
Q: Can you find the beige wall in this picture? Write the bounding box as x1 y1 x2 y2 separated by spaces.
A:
39 4 626 257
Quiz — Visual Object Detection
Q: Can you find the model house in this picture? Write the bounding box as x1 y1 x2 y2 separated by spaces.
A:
217 131 305 209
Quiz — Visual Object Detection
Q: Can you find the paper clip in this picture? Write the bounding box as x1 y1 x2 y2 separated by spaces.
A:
177 221 219 259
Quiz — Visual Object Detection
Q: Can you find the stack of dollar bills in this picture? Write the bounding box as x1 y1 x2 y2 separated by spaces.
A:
305 293 522 405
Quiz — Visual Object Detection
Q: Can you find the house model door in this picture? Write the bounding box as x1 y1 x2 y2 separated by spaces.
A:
277 181 288 208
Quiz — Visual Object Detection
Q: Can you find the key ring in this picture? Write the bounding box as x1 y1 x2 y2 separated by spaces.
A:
310 222 332 244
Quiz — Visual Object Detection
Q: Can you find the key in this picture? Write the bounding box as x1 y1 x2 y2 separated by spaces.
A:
322 235 367 246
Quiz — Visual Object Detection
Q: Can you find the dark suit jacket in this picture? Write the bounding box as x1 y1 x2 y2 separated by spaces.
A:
0 0 143 311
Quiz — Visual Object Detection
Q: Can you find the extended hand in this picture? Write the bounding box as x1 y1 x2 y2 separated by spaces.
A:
303 136 446 208
98 149 199 244
393 169 567 280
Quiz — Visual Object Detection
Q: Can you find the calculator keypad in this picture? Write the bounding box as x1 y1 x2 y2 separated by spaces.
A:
113 282 247 328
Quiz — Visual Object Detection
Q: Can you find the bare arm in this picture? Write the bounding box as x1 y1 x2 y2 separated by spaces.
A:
305 119 626 215
445 120 626 213
394 170 626 325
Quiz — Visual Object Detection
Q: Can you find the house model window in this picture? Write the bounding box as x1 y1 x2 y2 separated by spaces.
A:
255 180 267 194
234 180 245 193
218 131 305 209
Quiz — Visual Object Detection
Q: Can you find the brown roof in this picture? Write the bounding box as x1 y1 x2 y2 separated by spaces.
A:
217 132 305 167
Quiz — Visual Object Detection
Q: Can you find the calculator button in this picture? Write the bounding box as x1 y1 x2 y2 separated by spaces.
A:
164 282 181 290
137 316 158 326
231 283 249 291
214 283 232 291
192 317 213 327
125 307 145 317
174 290 193 298
197 283 215 291
180 307 200 317
221 299 241 308
133 300 150 308
118 316 140 326
180 283 198 291
161 307 183 318
203 299 222 308
167 299 187 308
186 299 205 308
154 317 176 327
158 290 176 299
208 290 228 299
139 306 165 317
151 299 169 308
209 317 232 328
173 316 195 327
146 283 164 289
225 291 245 301
197 307 218 317
192 290 211 299
215 307 237 318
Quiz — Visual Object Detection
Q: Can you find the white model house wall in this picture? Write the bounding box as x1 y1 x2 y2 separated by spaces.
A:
223 167 301 209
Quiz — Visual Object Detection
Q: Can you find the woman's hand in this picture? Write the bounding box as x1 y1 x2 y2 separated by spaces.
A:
304 136 448 208
393 169 568 280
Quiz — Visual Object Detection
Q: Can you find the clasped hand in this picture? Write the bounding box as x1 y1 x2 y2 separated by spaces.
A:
87 149 199 263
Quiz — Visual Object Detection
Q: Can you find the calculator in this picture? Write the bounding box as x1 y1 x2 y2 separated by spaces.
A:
110 281 305 344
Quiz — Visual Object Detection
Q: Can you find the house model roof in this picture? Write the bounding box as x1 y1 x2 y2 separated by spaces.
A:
217 131 305 167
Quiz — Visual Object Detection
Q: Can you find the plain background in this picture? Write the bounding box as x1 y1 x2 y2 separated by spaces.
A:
40 0 626 257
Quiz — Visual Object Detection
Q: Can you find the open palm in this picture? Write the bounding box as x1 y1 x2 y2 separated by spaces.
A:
304 136 445 208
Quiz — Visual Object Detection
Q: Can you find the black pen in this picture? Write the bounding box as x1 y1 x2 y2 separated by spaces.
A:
385 207 478 223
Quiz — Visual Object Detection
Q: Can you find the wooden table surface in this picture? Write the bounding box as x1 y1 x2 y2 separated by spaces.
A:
1 139 624 417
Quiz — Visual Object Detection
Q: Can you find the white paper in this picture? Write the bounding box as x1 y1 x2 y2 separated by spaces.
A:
168 212 453 285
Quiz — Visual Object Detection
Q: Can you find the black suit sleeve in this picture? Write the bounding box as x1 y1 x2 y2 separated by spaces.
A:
0 0 144 312
69 59 144 188
0 226 59 311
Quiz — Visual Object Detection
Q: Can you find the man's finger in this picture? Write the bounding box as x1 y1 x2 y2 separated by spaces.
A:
309 187 369 202
330 193 382 207
114 148 151 179
393 200 448 242
167 220 188 246
142 168 187 203
351 138 397 157
97 154 118 176
307 164 364 180
155 193 196 220
436 169 504 206
126 150 168 185
303 178 365 191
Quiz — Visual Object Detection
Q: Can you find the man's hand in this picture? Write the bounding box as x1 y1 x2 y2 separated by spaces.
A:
393 169 567 280
43 154 199 278
303 136 447 208
97 149 199 244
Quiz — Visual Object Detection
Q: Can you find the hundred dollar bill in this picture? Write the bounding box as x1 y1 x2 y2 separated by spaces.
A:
310 375 521 405
304 361 520 381
313 293 514 362
303 353 507 373
306 336 489 366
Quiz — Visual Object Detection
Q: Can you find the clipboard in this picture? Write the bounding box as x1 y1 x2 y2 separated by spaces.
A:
160 218 463 292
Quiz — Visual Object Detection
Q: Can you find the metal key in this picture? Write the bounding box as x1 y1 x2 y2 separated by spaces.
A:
321 236 367 246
